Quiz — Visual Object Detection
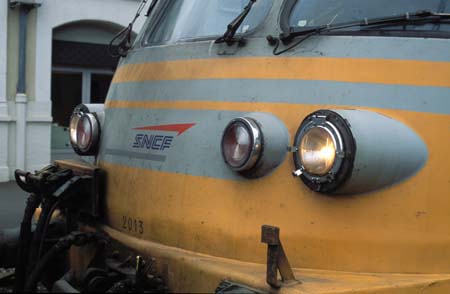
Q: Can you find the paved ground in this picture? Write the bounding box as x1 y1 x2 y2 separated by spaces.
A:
0 183 27 292
0 181 28 231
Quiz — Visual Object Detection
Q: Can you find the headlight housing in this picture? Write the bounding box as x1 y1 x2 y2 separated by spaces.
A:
221 117 262 172
69 104 101 156
221 113 289 178
293 109 428 195
293 110 355 193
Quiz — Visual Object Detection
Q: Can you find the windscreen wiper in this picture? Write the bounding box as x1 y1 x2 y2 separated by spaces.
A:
270 10 450 55
215 0 256 46
108 0 149 57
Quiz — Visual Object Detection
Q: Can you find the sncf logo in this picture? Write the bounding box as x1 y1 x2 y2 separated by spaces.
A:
133 134 173 150
131 123 196 151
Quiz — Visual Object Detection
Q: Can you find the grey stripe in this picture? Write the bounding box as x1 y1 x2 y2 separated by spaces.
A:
99 109 249 180
107 79 450 115
123 36 450 65
105 148 166 162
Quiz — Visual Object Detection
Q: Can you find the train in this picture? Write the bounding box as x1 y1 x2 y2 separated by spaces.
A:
2 0 450 293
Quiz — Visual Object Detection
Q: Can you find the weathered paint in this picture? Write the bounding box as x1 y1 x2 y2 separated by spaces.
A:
91 3 450 292
105 226 450 294
112 56 450 88
108 79 450 115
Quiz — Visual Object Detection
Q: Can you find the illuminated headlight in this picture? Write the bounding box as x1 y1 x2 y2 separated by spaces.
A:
221 117 262 172
300 127 337 175
293 110 355 193
69 104 101 156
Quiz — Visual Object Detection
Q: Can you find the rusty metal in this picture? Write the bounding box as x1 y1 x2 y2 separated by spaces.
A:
215 280 264 293
261 225 297 288
54 159 98 176
54 159 105 218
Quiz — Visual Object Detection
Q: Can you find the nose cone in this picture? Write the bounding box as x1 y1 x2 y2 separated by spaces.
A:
333 109 428 195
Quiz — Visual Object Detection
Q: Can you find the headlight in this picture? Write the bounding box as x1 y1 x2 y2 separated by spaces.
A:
293 109 428 194
221 113 289 178
69 104 101 156
69 112 81 147
300 126 336 175
293 110 355 193
221 117 262 171
76 113 99 153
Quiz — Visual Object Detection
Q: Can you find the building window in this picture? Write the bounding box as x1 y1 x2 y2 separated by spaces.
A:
50 23 124 153
51 67 113 127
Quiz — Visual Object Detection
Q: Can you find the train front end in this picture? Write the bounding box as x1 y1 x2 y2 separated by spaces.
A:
8 0 450 293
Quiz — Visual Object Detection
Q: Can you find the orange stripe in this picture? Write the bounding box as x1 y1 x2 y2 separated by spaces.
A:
105 99 266 111
102 99 448 118
112 57 450 87
133 123 196 136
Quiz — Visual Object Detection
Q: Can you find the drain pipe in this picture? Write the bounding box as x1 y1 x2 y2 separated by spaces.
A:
10 1 40 170
15 4 30 171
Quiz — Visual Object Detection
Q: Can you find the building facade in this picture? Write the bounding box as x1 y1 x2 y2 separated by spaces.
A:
0 0 147 182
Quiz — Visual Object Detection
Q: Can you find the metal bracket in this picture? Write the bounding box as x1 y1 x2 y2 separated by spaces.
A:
0 269 15 284
9 0 42 9
261 225 298 289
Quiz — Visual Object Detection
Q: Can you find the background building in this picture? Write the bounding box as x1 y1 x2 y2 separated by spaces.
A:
0 0 148 182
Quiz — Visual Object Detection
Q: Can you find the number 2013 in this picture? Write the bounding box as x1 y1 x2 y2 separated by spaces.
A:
122 216 144 234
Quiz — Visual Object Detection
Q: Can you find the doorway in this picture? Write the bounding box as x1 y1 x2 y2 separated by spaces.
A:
50 21 122 160
50 68 113 158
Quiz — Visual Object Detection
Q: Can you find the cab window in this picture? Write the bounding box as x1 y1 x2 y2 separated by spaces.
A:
287 0 450 32
144 0 272 46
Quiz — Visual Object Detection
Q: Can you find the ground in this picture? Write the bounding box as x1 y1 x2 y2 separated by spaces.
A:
0 182 26 292
0 181 27 231
0 181 48 292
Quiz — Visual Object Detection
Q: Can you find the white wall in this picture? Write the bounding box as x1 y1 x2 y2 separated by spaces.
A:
0 1 6 102
53 23 121 45
35 0 146 103
0 0 10 181
1 0 148 181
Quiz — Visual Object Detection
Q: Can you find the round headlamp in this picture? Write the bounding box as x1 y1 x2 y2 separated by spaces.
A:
76 113 99 153
300 126 337 175
69 112 81 147
293 110 355 193
221 113 289 178
221 117 262 172
69 104 101 156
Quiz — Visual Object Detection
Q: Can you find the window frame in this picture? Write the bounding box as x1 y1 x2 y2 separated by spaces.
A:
141 0 274 47
52 66 114 105
280 0 450 39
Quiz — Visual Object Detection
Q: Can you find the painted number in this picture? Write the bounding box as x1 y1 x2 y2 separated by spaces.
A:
122 216 144 234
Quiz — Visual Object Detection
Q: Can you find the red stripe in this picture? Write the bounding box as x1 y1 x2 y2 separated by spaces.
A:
133 123 196 136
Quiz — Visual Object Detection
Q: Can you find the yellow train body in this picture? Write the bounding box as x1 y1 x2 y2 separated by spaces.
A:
96 56 450 292
47 1 450 293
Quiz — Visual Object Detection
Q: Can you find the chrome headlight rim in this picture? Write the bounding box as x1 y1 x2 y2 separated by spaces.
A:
221 117 263 172
69 104 101 156
69 113 81 148
76 113 100 154
293 110 356 193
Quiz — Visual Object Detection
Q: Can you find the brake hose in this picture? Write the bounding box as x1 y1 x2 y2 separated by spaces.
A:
27 196 58 273
13 193 42 292
37 199 62 259
24 232 107 292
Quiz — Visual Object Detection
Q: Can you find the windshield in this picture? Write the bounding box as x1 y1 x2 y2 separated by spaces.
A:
288 0 450 31
144 0 272 46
